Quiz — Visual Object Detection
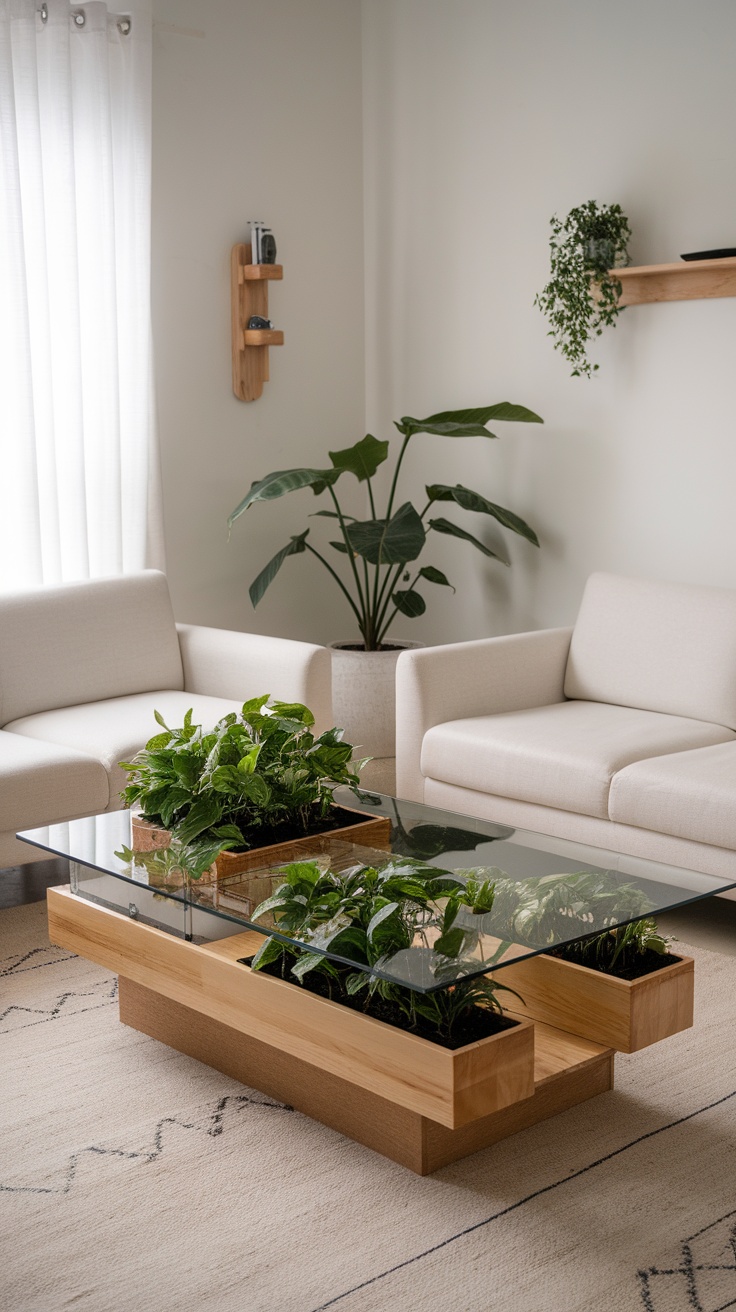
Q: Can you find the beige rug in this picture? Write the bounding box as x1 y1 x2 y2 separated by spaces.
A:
2 900 736 1312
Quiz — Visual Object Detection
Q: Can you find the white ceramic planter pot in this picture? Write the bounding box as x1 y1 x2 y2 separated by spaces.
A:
330 641 422 759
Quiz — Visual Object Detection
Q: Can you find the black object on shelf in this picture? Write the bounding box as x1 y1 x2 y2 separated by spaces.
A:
680 248 736 261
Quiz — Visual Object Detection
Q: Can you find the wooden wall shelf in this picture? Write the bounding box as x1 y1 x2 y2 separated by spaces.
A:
231 241 283 401
615 255 736 306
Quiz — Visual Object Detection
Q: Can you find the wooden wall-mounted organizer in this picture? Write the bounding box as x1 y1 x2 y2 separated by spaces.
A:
231 242 283 401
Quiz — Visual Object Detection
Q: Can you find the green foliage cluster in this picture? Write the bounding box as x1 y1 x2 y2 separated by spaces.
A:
228 403 543 651
249 858 520 1046
119 697 362 875
462 867 671 976
553 917 671 975
534 200 632 378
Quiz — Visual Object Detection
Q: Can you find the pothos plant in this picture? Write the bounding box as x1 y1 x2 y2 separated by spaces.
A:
534 200 632 378
228 403 543 651
248 857 521 1047
118 697 363 876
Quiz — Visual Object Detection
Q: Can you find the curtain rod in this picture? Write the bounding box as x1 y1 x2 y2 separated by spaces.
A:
39 4 132 34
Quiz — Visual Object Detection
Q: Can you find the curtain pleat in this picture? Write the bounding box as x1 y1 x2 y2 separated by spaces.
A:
0 0 162 588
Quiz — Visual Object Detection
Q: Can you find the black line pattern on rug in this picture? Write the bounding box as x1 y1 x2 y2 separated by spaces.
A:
637 1209 736 1311
309 1087 736 1312
0 978 118 1032
0 1093 294 1195
0 945 77 977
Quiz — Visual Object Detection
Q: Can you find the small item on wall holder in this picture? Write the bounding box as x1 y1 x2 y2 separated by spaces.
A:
248 316 273 330
680 247 736 261
260 231 277 264
249 221 277 265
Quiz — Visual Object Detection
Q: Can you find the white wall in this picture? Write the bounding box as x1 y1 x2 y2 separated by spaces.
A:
151 0 365 642
362 0 736 643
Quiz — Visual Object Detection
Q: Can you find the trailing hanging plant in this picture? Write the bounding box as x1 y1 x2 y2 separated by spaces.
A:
227 403 543 651
534 200 632 378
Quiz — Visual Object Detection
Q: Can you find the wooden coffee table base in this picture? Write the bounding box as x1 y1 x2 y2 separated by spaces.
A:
49 885 614 1175
118 977 613 1175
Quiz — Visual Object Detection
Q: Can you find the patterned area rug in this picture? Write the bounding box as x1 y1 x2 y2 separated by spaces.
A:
1 900 736 1312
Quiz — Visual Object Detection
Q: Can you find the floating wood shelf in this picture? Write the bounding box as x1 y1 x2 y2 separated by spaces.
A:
231 241 283 401
242 329 284 348
615 255 736 306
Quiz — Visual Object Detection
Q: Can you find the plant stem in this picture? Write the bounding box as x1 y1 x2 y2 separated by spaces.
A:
376 568 420 646
328 485 367 627
303 542 365 632
384 433 411 523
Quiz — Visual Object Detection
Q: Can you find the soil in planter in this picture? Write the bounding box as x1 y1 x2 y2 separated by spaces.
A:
238 954 517 1050
548 945 680 981
141 804 367 856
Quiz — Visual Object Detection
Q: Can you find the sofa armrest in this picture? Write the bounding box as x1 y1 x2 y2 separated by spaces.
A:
395 627 573 801
176 625 332 734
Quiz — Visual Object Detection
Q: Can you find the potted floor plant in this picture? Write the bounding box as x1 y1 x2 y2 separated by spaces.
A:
227 402 543 756
239 855 535 1124
475 868 694 1052
116 696 388 882
534 200 632 378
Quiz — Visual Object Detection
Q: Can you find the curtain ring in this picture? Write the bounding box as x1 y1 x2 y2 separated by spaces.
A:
117 16 132 35
72 9 85 25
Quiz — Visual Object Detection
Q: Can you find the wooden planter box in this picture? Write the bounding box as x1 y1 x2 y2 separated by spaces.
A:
47 890 535 1131
131 807 392 883
498 951 694 1053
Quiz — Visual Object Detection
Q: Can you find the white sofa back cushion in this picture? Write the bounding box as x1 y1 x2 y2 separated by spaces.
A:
564 572 736 730
0 571 184 725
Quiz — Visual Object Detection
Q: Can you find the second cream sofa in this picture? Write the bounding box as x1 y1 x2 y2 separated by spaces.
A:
395 572 736 889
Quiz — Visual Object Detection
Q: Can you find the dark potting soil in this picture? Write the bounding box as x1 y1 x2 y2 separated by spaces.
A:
229 804 366 853
238 954 517 1050
547 946 680 981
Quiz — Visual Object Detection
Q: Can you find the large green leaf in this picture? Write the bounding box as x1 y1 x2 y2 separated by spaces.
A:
418 565 455 590
428 517 509 563
228 467 342 528
329 434 389 481
249 531 309 607
396 403 543 440
346 502 426 565
421 403 543 425
392 589 426 617
426 484 540 546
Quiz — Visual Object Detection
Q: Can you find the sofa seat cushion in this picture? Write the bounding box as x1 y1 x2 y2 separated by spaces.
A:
419 701 735 820
5 690 242 806
0 730 109 832
610 742 736 850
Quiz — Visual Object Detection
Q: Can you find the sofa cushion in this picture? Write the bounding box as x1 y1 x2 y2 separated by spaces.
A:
563 572 736 729
610 742 736 850
0 571 184 725
0 730 109 832
5 690 242 805
419 700 735 820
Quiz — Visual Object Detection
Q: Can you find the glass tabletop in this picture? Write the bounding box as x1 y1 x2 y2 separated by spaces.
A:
19 788 736 994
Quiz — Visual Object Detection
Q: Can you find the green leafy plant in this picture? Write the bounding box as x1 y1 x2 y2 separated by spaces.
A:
248 857 521 1046
534 200 632 378
118 697 363 871
227 403 543 651
552 917 672 977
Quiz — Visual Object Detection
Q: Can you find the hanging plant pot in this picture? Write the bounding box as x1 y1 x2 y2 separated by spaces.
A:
329 640 422 759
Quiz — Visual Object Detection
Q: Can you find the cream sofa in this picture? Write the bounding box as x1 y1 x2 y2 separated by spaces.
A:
395 572 736 889
0 570 331 868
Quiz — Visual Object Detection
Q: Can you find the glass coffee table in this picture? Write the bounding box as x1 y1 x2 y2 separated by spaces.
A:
20 789 734 1175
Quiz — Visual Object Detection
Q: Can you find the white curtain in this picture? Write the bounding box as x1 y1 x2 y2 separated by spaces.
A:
0 0 163 589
